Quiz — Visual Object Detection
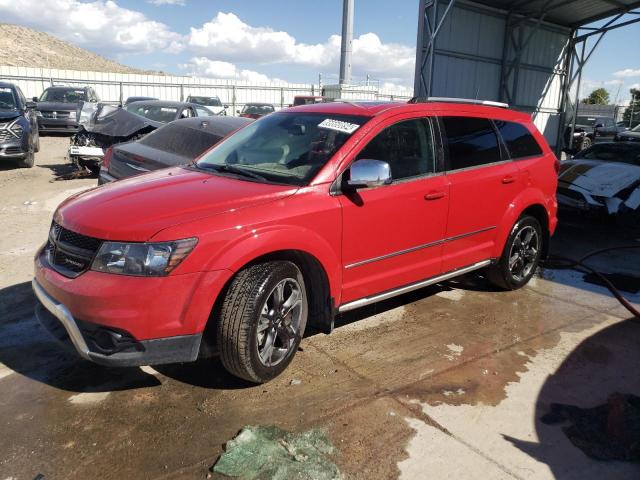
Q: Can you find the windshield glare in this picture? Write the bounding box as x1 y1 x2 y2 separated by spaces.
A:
125 104 178 123
196 112 369 185
0 88 17 110
632 124 640 132
579 144 640 165
40 88 86 103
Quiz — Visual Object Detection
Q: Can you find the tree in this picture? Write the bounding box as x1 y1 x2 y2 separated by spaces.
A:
582 87 610 105
623 88 640 128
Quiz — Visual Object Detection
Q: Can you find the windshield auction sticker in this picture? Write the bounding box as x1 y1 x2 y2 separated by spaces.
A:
318 118 361 134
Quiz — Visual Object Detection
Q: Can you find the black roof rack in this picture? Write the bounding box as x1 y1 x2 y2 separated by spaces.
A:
408 96 509 109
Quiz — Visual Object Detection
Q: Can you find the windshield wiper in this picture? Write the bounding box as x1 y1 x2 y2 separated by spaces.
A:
197 163 268 182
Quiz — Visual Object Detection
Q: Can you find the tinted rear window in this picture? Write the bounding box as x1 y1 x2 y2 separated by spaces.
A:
139 124 222 159
441 117 501 170
495 121 542 159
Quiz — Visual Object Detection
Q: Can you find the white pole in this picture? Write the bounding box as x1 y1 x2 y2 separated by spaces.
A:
339 0 354 85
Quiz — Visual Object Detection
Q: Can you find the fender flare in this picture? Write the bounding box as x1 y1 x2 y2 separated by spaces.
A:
491 188 551 259
203 224 343 303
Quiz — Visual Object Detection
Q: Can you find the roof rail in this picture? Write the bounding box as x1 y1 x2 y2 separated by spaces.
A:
408 97 509 109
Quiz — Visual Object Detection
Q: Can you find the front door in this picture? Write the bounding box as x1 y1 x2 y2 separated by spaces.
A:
338 116 450 305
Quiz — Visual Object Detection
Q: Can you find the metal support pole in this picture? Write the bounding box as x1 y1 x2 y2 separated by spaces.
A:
119 82 123 106
339 0 354 85
555 30 575 155
232 85 236 115
280 87 284 108
179 84 184 102
568 40 586 149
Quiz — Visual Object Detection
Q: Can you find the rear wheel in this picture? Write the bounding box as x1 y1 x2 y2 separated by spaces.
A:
218 261 308 383
579 136 592 151
487 215 543 290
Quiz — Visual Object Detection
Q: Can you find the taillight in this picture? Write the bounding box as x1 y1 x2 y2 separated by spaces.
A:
102 146 113 169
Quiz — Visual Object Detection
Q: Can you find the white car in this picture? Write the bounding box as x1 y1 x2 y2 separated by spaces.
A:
185 95 228 115
557 142 640 221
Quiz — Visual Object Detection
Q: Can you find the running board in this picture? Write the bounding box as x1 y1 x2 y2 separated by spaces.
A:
338 260 492 313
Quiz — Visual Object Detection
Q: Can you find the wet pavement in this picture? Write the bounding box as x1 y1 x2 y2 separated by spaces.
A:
1 138 640 479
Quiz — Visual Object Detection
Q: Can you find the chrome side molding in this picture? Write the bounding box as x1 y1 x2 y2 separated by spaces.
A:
338 260 492 313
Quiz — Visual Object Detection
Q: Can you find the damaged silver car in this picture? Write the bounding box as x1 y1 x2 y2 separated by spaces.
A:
557 142 640 228
69 103 161 174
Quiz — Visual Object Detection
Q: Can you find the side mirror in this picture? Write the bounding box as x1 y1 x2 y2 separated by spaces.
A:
25 101 37 109
223 105 229 109
347 159 392 188
32 96 38 102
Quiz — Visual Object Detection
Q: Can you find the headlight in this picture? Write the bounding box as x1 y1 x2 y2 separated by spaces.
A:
8 119 23 138
36 110 42 117
91 238 197 276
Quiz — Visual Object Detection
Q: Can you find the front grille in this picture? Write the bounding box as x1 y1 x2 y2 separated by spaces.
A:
46 223 102 278
0 123 22 142
41 111 71 119
2 146 22 155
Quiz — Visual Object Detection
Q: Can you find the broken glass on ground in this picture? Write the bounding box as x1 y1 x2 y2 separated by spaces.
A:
212 425 341 479
541 393 640 461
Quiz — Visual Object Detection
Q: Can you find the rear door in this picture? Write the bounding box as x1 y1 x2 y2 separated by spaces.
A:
339 115 450 304
439 115 520 272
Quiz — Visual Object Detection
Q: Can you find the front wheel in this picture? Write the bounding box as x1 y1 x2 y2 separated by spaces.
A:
217 261 308 383
487 215 543 290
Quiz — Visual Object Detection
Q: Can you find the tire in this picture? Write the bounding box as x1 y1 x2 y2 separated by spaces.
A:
487 215 543 290
18 137 35 168
579 136 592 151
34 132 40 152
218 261 308 383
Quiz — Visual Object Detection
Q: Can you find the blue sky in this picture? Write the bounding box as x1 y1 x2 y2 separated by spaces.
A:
1 0 638 101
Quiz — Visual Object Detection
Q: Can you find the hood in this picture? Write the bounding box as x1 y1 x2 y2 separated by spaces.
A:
0 110 20 121
79 104 161 138
558 160 640 197
54 167 298 241
36 101 79 112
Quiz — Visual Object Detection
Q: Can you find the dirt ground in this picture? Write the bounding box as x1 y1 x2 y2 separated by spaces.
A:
1 137 639 479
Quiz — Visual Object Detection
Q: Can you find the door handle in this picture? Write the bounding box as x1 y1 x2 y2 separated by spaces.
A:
424 191 446 200
502 175 516 184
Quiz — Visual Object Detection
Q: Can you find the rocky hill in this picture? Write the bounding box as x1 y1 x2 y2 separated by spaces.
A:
0 24 157 74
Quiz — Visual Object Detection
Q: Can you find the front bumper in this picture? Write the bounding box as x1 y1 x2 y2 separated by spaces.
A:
33 278 202 366
0 138 28 159
37 117 78 132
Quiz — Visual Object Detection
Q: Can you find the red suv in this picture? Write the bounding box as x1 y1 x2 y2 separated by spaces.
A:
33 99 558 383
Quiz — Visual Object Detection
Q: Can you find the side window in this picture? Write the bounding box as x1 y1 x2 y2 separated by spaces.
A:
355 118 435 181
494 120 543 159
195 106 212 117
441 117 501 170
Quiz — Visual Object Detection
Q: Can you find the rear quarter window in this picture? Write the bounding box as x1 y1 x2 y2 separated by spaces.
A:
494 120 543 159
139 124 222 159
441 116 501 170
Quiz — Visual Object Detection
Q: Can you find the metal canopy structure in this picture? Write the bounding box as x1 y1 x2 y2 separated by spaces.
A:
414 0 640 151
469 0 640 27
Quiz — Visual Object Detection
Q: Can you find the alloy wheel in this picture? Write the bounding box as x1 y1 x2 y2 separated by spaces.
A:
508 225 540 282
256 278 303 367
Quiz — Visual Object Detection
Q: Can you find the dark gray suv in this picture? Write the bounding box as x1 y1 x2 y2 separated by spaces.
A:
34 86 99 133
0 81 39 168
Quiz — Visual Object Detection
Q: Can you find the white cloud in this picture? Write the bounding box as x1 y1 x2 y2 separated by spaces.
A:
0 0 183 54
613 68 640 78
148 0 185 5
181 57 279 83
187 12 415 85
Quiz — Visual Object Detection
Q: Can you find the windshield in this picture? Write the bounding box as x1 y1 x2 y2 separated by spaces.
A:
242 104 275 115
632 124 640 132
577 143 640 165
575 116 597 126
39 88 86 103
0 87 17 110
196 112 369 185
189 96 222 107
124 104 177 123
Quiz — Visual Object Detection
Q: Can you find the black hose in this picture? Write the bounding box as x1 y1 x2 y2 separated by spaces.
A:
541 245 640 319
